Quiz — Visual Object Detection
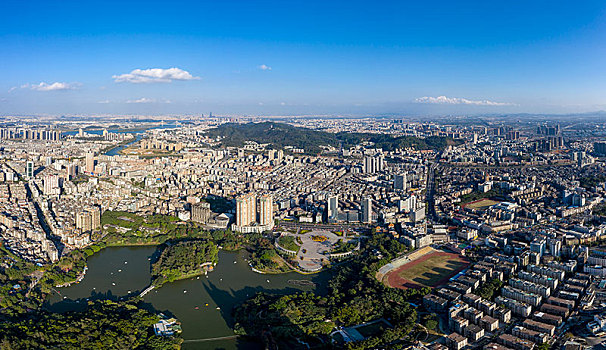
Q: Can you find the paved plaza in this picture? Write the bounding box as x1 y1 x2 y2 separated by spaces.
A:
281 229 353 271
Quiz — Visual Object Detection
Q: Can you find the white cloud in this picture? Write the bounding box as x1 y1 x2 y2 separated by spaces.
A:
21 82 80 91
126 97 155 104
414 95 514 106
97 100 110 104
126 97 171 104
113 67 200 83
258 64 272 71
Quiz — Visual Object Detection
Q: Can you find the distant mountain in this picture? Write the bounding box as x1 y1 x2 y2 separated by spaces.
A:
204 122 338 153
205 122 461 153
336 131 463 152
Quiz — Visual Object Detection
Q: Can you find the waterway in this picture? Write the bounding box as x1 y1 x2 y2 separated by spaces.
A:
104 134 142 156
64 124 178 156
45 246 330 349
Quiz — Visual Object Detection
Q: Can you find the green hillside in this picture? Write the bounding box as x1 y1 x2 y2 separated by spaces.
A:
205 121 461 153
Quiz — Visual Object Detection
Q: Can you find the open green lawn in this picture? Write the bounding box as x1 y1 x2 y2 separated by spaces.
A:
396 253 468 288
278 235 300 252
459 189 498 205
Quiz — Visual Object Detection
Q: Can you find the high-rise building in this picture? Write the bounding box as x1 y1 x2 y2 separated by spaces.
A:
235 195 247 226
234 193 274 232
328 195 339 221
76 211 92 232
88 206 101 230
43 174 60 195
85 152 95 174
259 194 274 226
66 163 77 179
236 193 256 226
594 141 606 156
191 201 212 224
26 161 34 179
394 173 407 190
411 205 426 222
361 197 372 223
506 131 520 140
363 154 385 173
530 239 546 257
399 194 417 212
267 149 277 160
247 194 256 225
547 239 561 257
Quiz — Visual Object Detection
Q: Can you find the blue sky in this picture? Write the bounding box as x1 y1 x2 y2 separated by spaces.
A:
2 0 606 116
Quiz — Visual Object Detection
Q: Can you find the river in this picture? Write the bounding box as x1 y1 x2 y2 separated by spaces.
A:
45 246 330 349
104 134 142 156
63 125 178 156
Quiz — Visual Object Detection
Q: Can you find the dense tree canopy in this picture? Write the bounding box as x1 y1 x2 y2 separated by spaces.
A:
0 299 181 349
204 122 461 154
234 232 423 349
151 240 218 286
476 278 503 300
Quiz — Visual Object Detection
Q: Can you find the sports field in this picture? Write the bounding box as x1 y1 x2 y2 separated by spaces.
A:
463 198 499 209
386 251 469 289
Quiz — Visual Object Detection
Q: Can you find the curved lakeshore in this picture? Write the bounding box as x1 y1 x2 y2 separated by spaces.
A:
45 246 330 350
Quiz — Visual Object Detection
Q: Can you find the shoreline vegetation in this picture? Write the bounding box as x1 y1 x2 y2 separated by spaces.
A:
50 209 302 296
0 210 231 347
150 240 218 288
0 209 381 349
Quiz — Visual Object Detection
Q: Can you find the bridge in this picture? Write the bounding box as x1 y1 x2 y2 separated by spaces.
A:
139 285 155 297
183 335 240 343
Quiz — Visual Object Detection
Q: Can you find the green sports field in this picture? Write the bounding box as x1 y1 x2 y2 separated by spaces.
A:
388 251 469 289
463 198 499 209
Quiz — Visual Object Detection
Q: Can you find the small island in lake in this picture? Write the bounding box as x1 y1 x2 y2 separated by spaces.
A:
151 240 219 287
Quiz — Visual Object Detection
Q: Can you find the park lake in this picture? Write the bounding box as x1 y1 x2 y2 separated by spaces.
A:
45 246 330 349
46 127 331 348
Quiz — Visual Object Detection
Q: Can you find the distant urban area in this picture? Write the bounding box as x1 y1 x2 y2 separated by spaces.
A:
1 114 606 350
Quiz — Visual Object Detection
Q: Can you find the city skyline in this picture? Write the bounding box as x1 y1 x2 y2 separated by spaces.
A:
2 1 606 116
4 2 606 348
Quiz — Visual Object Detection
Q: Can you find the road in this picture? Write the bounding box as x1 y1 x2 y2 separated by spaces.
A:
25 270 45 298
278 221 369 233
426 161 439 222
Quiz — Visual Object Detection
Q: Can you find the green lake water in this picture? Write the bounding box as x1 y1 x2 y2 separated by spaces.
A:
45 246 330 349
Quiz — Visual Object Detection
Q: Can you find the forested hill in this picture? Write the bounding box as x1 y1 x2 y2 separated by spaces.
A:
336 132 463 152
204 122 338 152
204 122 462 153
